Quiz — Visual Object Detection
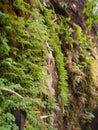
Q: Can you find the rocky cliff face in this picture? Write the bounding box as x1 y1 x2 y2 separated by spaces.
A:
0 0 98 130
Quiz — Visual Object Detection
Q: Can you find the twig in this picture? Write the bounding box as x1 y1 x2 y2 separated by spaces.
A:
0 87 24 99
40 114 52 119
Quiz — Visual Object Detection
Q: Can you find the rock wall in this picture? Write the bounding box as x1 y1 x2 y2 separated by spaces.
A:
0 0 98 130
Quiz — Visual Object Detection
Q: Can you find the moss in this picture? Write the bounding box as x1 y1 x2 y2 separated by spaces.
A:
0 1 56 129
0 0 97 129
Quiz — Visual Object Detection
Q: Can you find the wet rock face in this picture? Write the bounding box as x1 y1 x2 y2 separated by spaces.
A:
45 42 58 96
45 43 63 130
91 107 98 130
46 51 57 96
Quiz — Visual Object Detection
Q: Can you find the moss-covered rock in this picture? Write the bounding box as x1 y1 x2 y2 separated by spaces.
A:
0 0 98 130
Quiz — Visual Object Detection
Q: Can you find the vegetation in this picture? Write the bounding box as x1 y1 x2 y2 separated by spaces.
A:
0 0 98 130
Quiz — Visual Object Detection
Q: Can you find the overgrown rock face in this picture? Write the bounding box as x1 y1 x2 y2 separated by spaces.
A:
0 0 98 130
49 0 98 130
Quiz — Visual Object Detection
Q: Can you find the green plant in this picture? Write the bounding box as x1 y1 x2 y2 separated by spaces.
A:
84 0 98 31
42 7 69 114
0 1 57 129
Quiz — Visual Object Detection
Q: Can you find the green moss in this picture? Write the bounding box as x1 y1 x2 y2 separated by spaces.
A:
0 1 56 129
42 7 69 114
0 0 97 129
